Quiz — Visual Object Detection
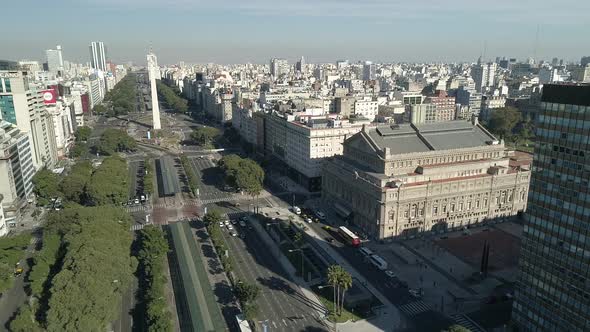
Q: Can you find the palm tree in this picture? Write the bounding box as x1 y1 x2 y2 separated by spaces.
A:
338 269 353 315
327 265 340 316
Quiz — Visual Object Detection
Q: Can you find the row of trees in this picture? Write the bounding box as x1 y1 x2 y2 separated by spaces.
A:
203 211 233 273
144 158 154 196
156 81 188 113
136 226 173 332
179 156 199 196
102 74 137 116
218 155 264 197
10 206 136 332
326 264 353 318
32 156 129 207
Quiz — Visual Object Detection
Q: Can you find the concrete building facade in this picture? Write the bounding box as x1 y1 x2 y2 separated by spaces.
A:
322 119 531 240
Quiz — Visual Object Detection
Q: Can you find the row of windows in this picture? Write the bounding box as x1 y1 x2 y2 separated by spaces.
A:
541 102 590 115
537 127 590 145
531 192 590 218
539 114 590 129
551 144 587 157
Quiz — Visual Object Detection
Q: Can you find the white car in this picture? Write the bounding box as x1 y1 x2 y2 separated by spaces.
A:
218 221 224 227
224 220 230 226
292 206 301 215
227 225 233 230
305 217 313 224
385 270 397 279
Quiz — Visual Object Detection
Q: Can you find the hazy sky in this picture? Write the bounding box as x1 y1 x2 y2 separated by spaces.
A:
3 0 590 65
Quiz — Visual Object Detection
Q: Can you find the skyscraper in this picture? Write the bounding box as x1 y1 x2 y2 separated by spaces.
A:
363 61 376 81
512 84 590 331
296 56 305 72
45 45 63 75
89 41 107 72
147 52 161 130
270 58 288 78
471 62 497 92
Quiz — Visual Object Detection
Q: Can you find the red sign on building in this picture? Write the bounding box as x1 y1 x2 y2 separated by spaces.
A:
41 89 57 104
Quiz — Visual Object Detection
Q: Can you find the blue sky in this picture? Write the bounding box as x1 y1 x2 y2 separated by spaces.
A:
2 0 590 65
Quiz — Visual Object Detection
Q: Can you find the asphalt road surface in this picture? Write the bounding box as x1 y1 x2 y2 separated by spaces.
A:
187 156 233 203
219 219 327 332
309 223 452 330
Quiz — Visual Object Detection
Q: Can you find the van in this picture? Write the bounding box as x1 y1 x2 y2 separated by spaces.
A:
292 206 301 215
359 247 374 257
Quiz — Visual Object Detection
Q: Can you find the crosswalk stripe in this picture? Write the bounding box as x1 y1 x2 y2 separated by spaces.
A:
451 314 486 332
398 300 432 316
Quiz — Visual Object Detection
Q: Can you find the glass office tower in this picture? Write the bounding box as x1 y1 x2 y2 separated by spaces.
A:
513 84 590 331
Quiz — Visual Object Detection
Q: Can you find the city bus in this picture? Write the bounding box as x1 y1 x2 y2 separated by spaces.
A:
338 226 361 247
369 254 389 271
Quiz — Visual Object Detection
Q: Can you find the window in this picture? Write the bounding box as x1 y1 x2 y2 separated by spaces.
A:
433 206 438 215
450 204 455 212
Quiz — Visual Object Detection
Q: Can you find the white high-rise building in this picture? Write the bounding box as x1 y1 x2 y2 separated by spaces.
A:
270 58 289 78
45 45 64 75
89 41 107 72
147 52 161 130
471 62 497 92
363 61 376 81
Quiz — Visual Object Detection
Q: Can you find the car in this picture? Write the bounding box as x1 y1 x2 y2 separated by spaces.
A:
231 219 237 225
239 220 246 227
315 211 326 220
409 288 423 298
385 270 397 279
323 225 332 231
292 206 301 215
224 220 230 225
134 198 140 204
305 217 313 223
227 225 234 230
219 221 224 227
325 237 335 243
230 231 238 237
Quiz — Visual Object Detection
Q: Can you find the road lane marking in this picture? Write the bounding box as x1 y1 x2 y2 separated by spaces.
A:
282 318 287 326
272 321 277 328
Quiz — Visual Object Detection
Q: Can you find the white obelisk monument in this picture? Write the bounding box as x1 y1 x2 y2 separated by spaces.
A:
147 51 161 130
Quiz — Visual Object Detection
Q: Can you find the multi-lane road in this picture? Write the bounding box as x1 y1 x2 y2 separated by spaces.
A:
219 218 328 332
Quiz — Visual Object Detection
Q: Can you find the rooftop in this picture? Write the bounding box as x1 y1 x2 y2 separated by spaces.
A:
365 120 498 155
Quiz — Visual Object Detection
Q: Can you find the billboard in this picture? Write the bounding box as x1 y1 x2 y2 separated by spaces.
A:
41 89 57 104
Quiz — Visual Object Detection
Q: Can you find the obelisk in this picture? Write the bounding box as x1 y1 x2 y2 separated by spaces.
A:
147 52 161 130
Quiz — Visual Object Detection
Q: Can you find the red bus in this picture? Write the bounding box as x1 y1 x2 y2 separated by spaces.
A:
338 226 361 247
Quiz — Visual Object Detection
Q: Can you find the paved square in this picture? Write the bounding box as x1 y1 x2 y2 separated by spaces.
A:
435 229 520 271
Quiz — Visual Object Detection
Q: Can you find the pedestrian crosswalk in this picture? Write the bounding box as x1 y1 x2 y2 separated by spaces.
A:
222 211 247 219
130 224 146 231
124 205 150 213
398 300 432 317
451 314 486 332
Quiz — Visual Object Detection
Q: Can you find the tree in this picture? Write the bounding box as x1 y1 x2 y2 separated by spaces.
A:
86 156 129 205
74 126 91 142
32 168 61 206
60 161 92 204
203 210 223 225
337 268 353 315
190 127 220 147
486 107 521 140
327 265 340 316
8 304 43 332
236 282 260 304
69 143 89 159
92 104 107 115
294 232 303 248
98 128 137 155
218 155 264 197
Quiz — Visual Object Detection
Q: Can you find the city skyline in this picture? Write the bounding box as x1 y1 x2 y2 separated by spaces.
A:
3 0 590 64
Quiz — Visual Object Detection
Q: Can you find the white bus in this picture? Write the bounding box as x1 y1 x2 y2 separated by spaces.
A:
369 254 388 270
236 314 252 332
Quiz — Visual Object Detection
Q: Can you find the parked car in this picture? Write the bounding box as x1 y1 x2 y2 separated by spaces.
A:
292 206 301 215
326 237 335 243
227 225 234 230
224 220 230 226
218 221 224 227
315 210 326 220
385 270 397 279
305 217 313 224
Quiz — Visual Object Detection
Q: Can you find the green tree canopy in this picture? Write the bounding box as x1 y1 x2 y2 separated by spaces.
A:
59 161 93 204
190 127 220 147
8 304 43 332
486 107 522 140
32 168 61 205
74 126 92 142
103 74 137 116
98 128 137 155
86 156 129 205
443 324 472 332
156 80 188 113
218 155 264 196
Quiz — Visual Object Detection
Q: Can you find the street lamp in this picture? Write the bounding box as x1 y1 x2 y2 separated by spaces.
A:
288 248 304 281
